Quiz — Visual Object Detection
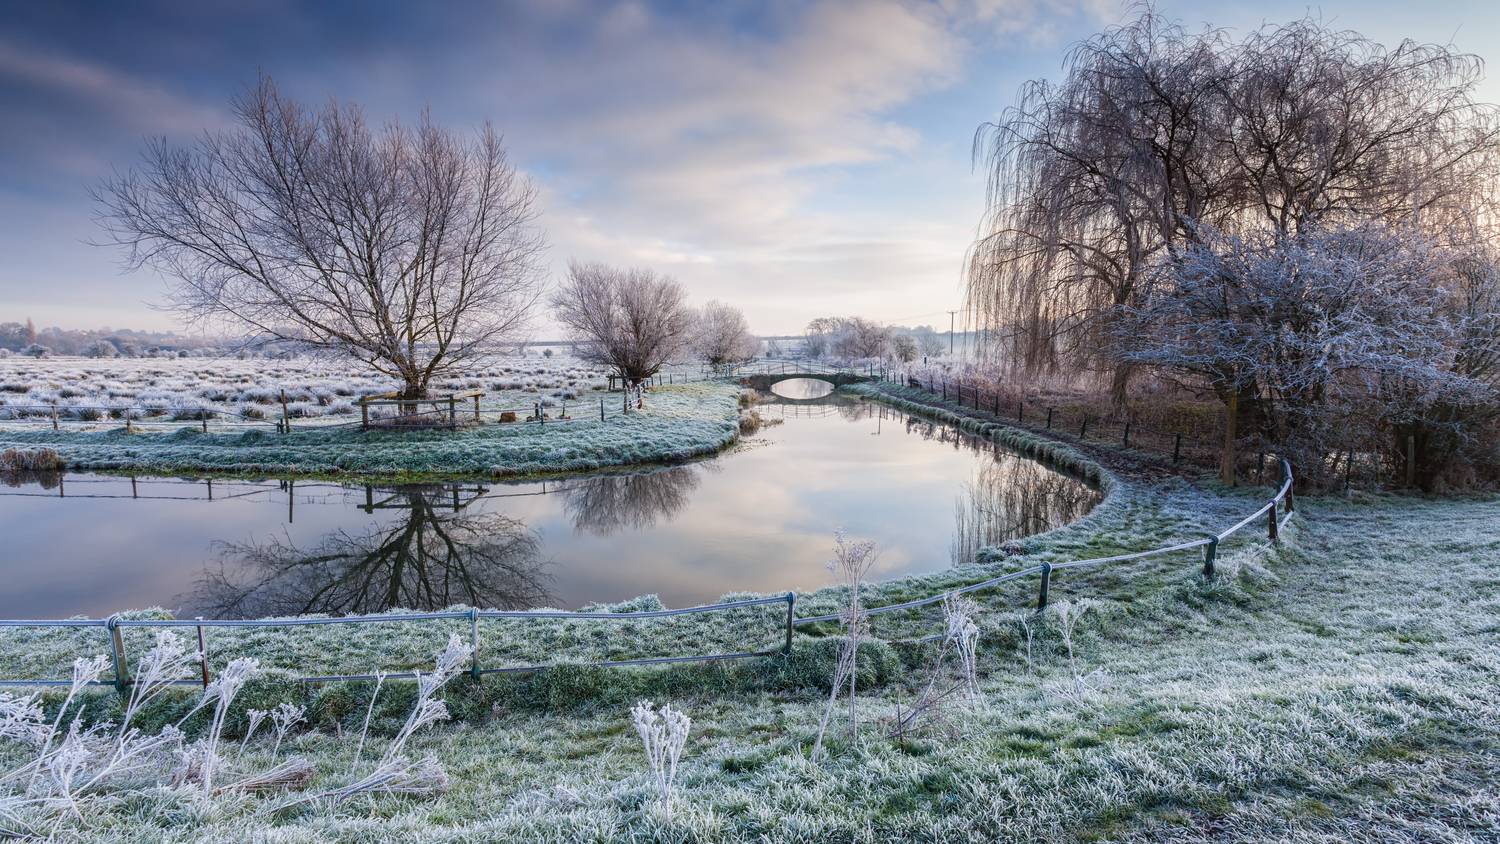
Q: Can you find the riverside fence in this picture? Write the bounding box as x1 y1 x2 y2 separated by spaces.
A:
0 452 1294 691
0 367 730 435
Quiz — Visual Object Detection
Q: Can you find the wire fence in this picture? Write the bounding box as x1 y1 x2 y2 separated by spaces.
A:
0 367 731 436
0 449 1294 691
881 369 1313 482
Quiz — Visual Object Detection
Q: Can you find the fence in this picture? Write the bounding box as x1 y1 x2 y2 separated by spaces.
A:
0 367 730 436
0 594 798 691
0 456 1294 690
883 369 1314 480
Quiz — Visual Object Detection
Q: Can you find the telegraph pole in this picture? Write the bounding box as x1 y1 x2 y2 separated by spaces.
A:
947 310 958 357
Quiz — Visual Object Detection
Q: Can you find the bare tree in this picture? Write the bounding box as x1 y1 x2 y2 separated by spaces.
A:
968 10 1233 403
692 300 757 370
551 261 694 403
96 76 547 400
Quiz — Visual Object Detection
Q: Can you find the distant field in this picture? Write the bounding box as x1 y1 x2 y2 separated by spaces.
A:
0 353 645 427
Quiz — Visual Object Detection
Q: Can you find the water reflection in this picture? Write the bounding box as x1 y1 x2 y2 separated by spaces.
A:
563 466 702 536
0 392 1103 617
950 451 1098 563
183 485 555 617
769 377 835 400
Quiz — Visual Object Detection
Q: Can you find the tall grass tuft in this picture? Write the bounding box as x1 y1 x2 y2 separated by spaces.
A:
812 531 880 760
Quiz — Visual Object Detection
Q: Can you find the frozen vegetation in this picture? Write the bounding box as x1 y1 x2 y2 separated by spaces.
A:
0 380 741 479
0 352 697 427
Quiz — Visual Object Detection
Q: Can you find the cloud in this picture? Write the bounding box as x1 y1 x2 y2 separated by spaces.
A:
0 39 223 179
0 0 1110 332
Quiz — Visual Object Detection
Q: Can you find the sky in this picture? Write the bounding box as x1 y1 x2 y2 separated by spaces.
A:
2 0 1498 337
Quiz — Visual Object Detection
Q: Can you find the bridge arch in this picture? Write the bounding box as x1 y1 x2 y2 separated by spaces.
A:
738 371 871 392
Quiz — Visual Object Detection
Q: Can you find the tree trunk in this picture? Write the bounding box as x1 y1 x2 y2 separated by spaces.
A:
1221 391 1238 487
399 380 425 417
1108 363 1133 411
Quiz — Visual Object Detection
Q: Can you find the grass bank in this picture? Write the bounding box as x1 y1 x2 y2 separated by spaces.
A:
0 382 742 480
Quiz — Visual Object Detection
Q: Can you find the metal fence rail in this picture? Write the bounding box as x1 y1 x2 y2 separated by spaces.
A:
0 594 797 690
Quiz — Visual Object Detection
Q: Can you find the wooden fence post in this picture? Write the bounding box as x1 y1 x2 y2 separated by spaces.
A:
784 592 796 655
279 389 290 433
1079 417 1089 439
1267 500 1279 542
1172 433 1182 462
107 616 129 692
1036 562 1052 610
469 608 481 681
1122 422 1131 447
51 404 59 430
1202 536 1218 578
1046 407 1053 429
360 398 369 431
196 619 210 688
473 394 481 423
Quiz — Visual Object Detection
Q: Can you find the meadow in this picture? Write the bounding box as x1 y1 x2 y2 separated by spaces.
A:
0 352 626 427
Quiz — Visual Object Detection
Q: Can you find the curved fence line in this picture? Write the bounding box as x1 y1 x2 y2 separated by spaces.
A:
0 376 1296 689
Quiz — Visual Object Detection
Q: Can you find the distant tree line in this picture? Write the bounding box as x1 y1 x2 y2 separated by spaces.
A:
0 318 225 358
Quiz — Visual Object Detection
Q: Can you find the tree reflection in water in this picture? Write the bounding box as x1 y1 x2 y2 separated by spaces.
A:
186 485 555 618
750 393 1101 565
562 466 702 536
950 444 1101 564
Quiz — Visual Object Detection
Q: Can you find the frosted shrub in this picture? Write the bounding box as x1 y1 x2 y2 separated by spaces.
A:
194 658 258 793
238 709 268 756
0 692 46 747
943 593 982 701
122 632 199 733
812 531 880 760
1014 612 1036 673
0 447 63 473
381 635 471 764
888 593 982 741
269 703 305 757
1050 599 1099 694
630 700 690 819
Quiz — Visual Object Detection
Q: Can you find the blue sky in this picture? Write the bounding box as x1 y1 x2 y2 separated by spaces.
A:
2 0 1497 335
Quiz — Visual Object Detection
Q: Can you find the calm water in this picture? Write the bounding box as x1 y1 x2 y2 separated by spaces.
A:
0 388 1100 618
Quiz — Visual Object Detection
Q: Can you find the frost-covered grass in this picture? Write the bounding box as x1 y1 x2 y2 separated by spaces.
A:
0 353 706 427
0 381 741 479
4 486 1495 839
4 387 1495 840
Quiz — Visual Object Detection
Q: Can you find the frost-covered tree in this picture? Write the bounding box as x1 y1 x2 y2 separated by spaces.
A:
692 300 757 370
891 334 919 364
82 339 119 358
550 261 693 402
96 75 547 400
1117 223 1491 486
968 8 1500 408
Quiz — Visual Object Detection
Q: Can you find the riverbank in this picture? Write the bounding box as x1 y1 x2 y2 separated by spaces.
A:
0 381 743 480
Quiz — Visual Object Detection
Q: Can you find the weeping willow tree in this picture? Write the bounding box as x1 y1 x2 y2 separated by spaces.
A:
967 10 1233 404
